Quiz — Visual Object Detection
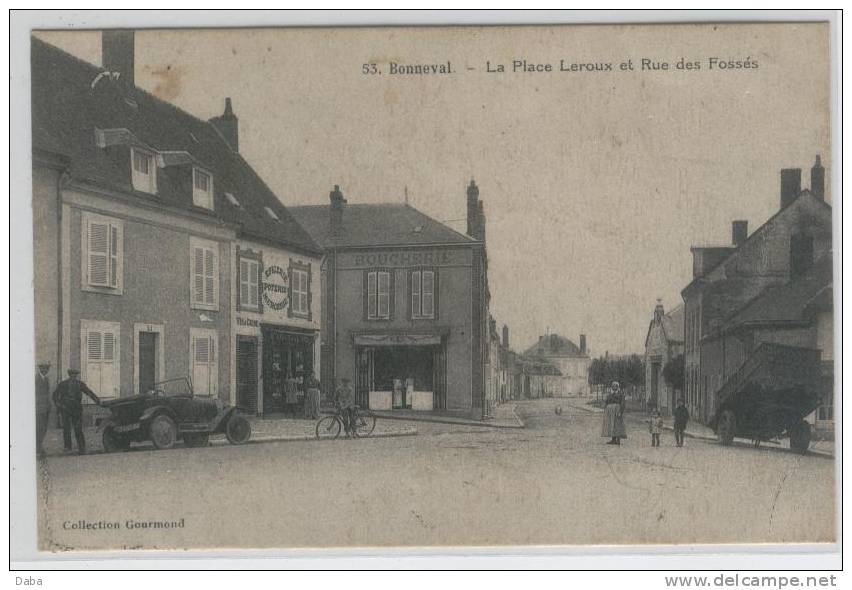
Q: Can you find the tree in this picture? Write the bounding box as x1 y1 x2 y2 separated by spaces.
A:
663 354 684 393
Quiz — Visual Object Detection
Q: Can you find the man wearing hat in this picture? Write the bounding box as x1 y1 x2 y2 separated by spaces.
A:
52 368 101 455
35 361 52 457
334 377 356 436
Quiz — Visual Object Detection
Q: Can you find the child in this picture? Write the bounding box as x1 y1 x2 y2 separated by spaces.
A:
648 407 663 447
673 398 690 447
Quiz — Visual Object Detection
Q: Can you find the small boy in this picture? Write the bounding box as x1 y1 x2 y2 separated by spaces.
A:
648 407 663 447
673 398 690 447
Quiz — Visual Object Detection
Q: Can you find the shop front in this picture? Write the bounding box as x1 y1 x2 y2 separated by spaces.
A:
354 333 447 411
261 325 315 415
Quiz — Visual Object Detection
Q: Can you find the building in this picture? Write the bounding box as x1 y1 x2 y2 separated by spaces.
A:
522 333 591 396
644 300 684 415
289 182 489 414
31 33 322 418
681 158 833 425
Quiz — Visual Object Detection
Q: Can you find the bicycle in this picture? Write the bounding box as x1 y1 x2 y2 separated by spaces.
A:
315 405 377 439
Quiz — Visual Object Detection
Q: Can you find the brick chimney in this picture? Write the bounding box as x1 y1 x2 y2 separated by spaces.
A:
811 155 825 200
102 30 135 87
654 299 664 322
780 168 802 209
502 324 509 349
466 179 480 238
579 334 587 355
732 220 748 246
329 185 346 235
209 98 239 152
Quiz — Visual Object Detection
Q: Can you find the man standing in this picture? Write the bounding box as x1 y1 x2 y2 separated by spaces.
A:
335 378 356 436
52 369 100 455
35 362 52 458
673 398 690 447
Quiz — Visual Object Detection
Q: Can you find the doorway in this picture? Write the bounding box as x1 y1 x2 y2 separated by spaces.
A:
236 336 258 414
138 332 157 394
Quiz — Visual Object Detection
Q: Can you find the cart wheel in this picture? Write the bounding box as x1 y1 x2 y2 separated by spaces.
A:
149 415 177 450
102 426 130 453
225 414 251 445
183 433 210 448
718 410 736 446
789 420 811 455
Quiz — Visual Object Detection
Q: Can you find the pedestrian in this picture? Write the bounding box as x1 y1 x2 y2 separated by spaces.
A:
304 373 322 420
334 378 356 436
52 368 101 455
673 398 690 447
601 380 627 445
35 361 52 458
648 406 663 447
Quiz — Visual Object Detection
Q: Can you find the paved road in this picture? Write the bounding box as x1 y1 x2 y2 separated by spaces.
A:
37 398 835 551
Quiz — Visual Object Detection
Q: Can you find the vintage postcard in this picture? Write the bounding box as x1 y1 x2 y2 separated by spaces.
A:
20 19 836 554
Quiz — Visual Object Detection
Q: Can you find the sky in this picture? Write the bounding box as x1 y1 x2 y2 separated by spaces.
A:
36 23 831 355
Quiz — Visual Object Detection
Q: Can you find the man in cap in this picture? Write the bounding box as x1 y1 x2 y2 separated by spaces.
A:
52 368 101 455
35 361 52 458
334 377 356 436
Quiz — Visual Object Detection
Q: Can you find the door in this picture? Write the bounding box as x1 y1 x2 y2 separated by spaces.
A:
138 332 157 394
236 336 258 414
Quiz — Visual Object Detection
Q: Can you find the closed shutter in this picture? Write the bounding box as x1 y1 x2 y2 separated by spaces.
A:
367 272 377 318
193 247 205 304
377 271 389 318
82 322 120 397
88 221 110 286
422 271 434 318
192 332 217 397
411 271 421 318
192 243 218 307
204 248 215 305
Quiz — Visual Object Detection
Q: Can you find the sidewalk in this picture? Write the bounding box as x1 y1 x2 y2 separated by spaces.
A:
370 402 524 429
39 414 417 456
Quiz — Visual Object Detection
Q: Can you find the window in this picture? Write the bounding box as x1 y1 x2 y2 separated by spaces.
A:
190 238 219 310
193 168 214 210
81 320 120 398
366 270 392 320
289 261 311 319
190 328 218 397
239 254 262 311
411 269 436 319
82 213 123 293
131 147 156 193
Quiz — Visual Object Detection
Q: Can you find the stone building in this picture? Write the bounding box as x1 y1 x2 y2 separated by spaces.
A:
522 333 591 397
644 300 684 415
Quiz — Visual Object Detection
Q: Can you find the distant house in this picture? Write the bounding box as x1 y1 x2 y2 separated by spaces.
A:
522 333 591 397
644 300 684 415
681 157 833 426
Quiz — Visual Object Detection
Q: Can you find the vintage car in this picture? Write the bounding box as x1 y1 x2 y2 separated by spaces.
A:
96 377 251 452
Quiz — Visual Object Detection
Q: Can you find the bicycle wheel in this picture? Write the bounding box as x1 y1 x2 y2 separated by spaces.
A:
315 415 342 439
353 412 377 438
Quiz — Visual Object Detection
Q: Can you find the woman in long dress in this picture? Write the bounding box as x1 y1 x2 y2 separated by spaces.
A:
304 374 322 420
601 380 627 445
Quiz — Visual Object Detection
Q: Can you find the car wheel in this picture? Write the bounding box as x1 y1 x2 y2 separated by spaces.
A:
183 433 210 448
102 426 131 453
149 415 178 450
225 413 251 445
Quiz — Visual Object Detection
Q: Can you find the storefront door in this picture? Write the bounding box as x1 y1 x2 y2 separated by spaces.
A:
262 327 314 415
236 336 258 414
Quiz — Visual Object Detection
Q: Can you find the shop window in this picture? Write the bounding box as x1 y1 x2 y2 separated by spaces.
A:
131 147 156 194
193 167 214 210
411 269 437 319
190 237 218 311
81 320 120 398
191 328 218 397
82 213 123 294
238 249 262 312
365 270 393 320
288 260 312 320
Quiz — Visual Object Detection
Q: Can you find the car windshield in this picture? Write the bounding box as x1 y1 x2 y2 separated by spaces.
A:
153 378 193 397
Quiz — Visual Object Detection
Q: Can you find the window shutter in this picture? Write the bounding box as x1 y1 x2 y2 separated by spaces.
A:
85 330 103 394
423 271 434 318
193 247 204 303
204 248 215 305
367 271 377 318
411 271 421 318
109 225 119 287
250 261 260 307
377 271 389 318
239 259 249 306
88 221 110 286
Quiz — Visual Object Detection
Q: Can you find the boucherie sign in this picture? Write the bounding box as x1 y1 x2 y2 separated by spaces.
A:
339 248 471 269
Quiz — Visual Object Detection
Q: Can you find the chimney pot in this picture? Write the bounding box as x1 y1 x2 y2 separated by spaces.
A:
329 185 346 235
102 30 135 88
780 168 802 209
811 154 825 200
579 334 587 355
732 220 748 246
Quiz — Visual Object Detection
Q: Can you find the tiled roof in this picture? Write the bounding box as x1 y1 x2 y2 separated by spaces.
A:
31 37 320 255
523 334 588 359
288 203 476 249
719 254 833 333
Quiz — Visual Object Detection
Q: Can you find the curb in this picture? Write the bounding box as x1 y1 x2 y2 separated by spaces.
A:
370 404 524 429
659 424 834 459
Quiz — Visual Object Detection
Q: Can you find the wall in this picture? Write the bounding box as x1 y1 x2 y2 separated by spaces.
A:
331 246 476 410
32 163 62 382
64 186 233 401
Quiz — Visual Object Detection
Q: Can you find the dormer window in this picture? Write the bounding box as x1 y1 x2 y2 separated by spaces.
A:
193 168 214 210
131 147 156 194
264 206 280 221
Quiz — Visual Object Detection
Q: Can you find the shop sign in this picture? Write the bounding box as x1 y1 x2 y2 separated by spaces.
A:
345 249 464 269
262 265 289 311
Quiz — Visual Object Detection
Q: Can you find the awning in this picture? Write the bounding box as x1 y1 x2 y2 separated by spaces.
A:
354 334 441 347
